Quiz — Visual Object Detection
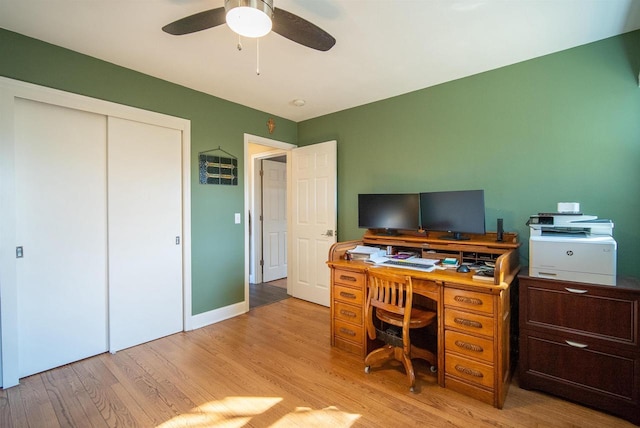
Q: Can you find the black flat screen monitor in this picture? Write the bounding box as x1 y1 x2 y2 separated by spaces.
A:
419 190 486 240
358 193 420 235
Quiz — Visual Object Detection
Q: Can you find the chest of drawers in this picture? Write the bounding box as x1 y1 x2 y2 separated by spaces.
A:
519 274 640 425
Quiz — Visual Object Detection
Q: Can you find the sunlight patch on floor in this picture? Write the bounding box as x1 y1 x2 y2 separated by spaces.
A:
156 396 361 427
271 405 361 427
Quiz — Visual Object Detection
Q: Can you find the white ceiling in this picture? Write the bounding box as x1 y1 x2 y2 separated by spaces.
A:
1 0 639 122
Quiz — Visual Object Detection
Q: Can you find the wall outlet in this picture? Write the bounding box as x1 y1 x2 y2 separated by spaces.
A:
234 213 241 224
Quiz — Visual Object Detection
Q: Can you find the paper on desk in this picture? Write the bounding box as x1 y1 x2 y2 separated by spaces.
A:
349 245 381 254
367 252 390 264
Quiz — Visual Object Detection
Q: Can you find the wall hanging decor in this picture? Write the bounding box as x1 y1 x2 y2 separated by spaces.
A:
199 146 238 185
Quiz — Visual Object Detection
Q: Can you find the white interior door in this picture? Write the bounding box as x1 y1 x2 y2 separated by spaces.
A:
290 140 337 307
262 159 287 282
15 99 108 377
108 117 183 352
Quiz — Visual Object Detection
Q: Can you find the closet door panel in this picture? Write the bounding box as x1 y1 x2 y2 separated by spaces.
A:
15 99 108 377
107 117 183 352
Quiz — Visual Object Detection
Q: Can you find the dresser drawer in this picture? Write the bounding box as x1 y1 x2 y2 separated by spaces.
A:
334 283 364 305
445 330 494 364
334 319 364 344
445 308 495 338
445 353 495 389
522 280 638 347
444 288 494 315
334 300 363 325
333 269 365 288
520 330 638 401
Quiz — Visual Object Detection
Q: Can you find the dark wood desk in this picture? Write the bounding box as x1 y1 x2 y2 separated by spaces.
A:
328 231 520 409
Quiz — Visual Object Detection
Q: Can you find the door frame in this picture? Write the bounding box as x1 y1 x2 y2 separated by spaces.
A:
244 134 296 311
0 76 192 388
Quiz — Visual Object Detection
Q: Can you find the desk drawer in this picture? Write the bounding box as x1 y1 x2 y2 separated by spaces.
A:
445 330 494 364
334 284 364 305
334 300 363 325
445 353 494 390
444 288 494 315
445 308 494 338
333 269 365 288
334 319 364 344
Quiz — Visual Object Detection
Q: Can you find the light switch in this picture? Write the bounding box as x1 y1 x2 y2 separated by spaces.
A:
235 213 241 224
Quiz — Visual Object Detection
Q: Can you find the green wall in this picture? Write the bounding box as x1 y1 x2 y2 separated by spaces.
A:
299 31 640 278
2 25 639 309
0 28 298 315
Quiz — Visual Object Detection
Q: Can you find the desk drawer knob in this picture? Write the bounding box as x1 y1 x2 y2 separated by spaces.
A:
455 364 484 378
339 291 357 299
455 340 484 353
454 296 483 306
454 318 483 329
339 309 357 318
340 275 357 282
565 340 588 348
339 327 356 337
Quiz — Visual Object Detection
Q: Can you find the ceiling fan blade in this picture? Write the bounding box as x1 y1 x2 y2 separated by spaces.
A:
272 8 335 51
162 8 226 35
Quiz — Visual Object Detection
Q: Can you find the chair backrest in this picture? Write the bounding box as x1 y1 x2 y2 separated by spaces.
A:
365 269 413 339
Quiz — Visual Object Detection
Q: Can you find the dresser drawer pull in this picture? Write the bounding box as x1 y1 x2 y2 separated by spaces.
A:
339 291 357 299
339 327 356 337
455 340 484 353
339 275 357 282
565 288 588 294
454 296 483 306
565 340 588 348
454 317 483 329
455 364 484 378
339 309 357 318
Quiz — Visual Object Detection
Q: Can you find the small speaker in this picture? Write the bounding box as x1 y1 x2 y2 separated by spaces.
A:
497 218 504 242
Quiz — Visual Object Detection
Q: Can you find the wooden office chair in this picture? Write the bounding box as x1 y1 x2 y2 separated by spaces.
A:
364 269 437 392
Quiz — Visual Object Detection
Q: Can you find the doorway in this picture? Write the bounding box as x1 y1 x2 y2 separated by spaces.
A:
243 134 337 310
244 134 296 311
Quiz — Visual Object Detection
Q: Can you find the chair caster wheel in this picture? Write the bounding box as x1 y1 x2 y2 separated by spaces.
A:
430 365 437 373
410 386 415 393
365 366 370 374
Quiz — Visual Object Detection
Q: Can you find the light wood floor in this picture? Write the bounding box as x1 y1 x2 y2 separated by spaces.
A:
0 298 634 427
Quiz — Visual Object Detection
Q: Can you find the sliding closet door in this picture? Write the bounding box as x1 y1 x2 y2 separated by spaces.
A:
15 99 108 377
107 117 183 352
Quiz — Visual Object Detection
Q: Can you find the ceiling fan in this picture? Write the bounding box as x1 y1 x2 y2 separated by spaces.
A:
162 0 336 52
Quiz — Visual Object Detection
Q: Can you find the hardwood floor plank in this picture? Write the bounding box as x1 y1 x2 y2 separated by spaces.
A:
42 365 108 428
0 297 636 427
72 356 150 427
15 374 61 427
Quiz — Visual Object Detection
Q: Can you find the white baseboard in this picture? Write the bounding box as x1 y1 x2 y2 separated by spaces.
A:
188 301 247 331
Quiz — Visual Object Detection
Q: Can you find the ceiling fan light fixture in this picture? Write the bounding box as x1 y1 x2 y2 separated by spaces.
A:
225 0 273 38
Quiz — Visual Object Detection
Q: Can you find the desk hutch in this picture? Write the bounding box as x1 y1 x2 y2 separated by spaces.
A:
327 230 520 408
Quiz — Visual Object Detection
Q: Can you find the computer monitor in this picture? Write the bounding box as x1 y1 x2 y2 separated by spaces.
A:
358 193 420 235
419 190 486 240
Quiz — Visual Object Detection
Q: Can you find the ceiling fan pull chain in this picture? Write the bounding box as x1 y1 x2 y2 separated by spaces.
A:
256 38 260 75
237 34 242 51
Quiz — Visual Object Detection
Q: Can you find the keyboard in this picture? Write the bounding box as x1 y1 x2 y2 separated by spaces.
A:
382 259 435 272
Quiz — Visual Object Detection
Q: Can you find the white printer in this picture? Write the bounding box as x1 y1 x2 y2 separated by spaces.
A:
528 205 617 286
